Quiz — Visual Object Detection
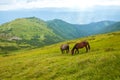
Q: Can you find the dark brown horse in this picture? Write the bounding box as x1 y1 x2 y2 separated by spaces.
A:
71 41 90 55
60 44 69 54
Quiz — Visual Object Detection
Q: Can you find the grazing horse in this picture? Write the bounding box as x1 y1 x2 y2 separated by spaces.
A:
60 44 69 54
71 41 90 55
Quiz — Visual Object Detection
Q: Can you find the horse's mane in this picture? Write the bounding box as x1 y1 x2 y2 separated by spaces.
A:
72 43 78 50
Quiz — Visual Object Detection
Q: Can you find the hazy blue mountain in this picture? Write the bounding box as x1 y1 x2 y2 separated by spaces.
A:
47 19 116 38
75 21 116 35
47 19 86 39
100 22 120 33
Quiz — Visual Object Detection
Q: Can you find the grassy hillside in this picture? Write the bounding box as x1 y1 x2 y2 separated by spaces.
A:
47 19 116 38
0 17 117 54
47 19 85 39
0 17 62 45
0 17 63 53
0 31 120 80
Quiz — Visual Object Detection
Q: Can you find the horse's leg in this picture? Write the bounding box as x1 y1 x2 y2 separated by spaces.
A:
67 46 69 53
61 49 64 54
67 49 69 53
66 50 68 53
63 50 65 54
85 46 88 52
75 49 77 54
75 49 79 54
68 47 69 53
77 49 79 54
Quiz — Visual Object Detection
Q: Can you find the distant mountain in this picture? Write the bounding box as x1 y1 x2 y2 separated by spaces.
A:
0 17 119 49
47 19 116 38
0 17 63 47
100 22 120 33
76 21 116 35
47 19 86 39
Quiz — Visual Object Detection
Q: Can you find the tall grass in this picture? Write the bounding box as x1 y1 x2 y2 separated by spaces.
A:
0 31 120 80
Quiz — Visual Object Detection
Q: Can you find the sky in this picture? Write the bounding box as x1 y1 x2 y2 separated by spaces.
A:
0 0 120 11
0 0 120 24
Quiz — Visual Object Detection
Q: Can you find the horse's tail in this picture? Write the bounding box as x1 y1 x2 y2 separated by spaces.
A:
87 42 90 50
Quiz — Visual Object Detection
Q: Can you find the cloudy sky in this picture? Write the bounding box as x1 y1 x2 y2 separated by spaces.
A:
0 0 120 24
0 0 120 11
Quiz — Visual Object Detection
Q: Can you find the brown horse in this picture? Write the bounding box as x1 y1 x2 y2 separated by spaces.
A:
71 41 90 55
60 44 69 54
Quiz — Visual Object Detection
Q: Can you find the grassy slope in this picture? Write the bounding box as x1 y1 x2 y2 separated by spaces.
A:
47 19 84 39
0 17 62 47
47 20 115 39
0 17 64 53
0 31 120 80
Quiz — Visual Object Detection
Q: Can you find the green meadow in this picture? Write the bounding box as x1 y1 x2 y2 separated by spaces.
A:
0 31 120 80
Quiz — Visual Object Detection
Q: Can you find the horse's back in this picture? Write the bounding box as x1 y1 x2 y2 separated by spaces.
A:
61 44 69 50
76 41 89 48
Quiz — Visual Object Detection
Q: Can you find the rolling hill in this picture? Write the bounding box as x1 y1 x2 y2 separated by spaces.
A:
0 31 120 80
0 17 117 42
47 20 116 38
47 19 85 39
0 17 63 52
0 17 119 54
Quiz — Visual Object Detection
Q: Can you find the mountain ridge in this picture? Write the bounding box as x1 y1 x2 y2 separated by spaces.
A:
0 17 63 48
0 17 120 52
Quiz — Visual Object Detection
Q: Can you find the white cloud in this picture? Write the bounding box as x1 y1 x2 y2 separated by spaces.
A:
0 0 120 11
